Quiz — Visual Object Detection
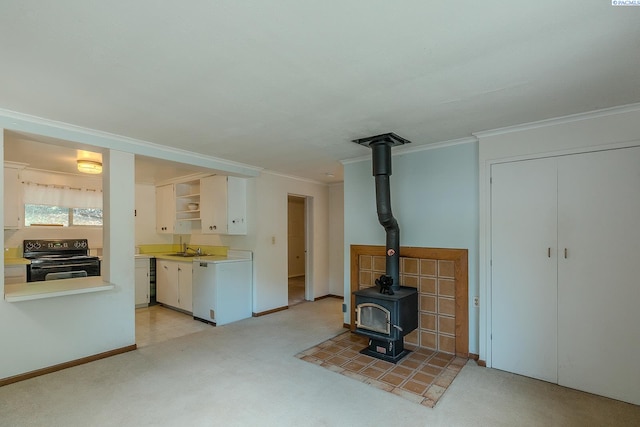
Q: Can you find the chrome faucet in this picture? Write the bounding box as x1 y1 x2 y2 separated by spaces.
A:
185 246 202 255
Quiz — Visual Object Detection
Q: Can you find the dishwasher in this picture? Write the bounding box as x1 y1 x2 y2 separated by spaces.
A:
192 250 252 326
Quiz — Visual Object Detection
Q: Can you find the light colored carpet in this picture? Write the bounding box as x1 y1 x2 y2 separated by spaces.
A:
1 299 639 427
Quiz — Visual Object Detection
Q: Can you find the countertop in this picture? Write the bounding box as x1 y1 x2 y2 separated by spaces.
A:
4 257 30 266
5 276 115 302
152 254 249 263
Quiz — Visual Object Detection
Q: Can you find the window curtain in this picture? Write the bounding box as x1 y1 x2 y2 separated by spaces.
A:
23 183 103 208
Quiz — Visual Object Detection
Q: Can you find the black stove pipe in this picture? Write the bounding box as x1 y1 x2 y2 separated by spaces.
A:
370 141 400 290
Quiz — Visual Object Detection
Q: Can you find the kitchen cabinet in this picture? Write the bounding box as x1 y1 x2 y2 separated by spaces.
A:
4 162 25 229
4 265 27 284
192 251 252 325
156 184 175 234
156 259 192 313
200 175 247 235
135 258 150 307
175 179 201 224
490 146 640 405
155 179 201 234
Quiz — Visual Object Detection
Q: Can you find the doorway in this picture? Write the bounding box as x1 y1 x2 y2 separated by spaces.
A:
287 195 306 306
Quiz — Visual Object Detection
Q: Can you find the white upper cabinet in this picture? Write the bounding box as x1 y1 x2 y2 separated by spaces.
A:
200 176 247 235
155 182 193 234
4 162 25 229
155 184 175 234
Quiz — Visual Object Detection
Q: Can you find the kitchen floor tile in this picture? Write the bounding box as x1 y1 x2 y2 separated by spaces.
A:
135 305 210 348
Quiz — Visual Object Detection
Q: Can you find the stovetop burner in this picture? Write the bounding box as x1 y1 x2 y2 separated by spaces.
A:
23 239 99 263
24 239 101 282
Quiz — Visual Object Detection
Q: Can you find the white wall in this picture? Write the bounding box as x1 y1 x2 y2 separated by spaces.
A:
255 173 327 311
249 172 329 312
328 183 344 296
0 108 259 381
188 172 331 313
477 104 640 365
343 141 479 353
0 147 136 379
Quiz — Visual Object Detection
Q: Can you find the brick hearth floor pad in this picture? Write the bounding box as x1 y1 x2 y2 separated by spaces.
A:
296 331 467 408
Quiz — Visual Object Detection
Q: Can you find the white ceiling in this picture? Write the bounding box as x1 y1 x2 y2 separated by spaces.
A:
1 1 639 183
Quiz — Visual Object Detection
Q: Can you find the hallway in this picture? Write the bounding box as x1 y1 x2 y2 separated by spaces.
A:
288 275 305 306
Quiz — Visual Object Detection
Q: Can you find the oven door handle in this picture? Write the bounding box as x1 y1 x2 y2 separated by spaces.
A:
31 263 97 269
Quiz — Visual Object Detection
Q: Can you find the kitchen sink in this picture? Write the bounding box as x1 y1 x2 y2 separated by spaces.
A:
164 252 212 257
164 252 198 257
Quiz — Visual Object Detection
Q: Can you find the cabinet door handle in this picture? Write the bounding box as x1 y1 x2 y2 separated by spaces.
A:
564 248 568 259
163 265 168 269
547 248 551 258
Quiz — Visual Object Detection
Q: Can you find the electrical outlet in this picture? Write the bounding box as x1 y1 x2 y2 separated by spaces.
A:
473 296 479 307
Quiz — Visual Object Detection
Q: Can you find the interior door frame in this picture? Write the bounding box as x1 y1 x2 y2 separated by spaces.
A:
287 193 313 302
304 196 314 301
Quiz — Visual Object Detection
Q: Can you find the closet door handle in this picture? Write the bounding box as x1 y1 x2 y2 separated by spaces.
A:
564 248 568 259
548 248 551 258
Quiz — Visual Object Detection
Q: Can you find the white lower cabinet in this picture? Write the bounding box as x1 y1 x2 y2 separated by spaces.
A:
156 259 193 313
135 258 150 307
192 259 252 326
490 146 640 405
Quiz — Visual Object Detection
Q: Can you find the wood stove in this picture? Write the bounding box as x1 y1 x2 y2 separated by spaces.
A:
354 286 418 362
351 133 419 363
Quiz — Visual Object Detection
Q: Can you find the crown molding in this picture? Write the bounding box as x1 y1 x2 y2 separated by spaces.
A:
0 108 262 177
262 169 328 186
473 102 640 138
340 136 477 165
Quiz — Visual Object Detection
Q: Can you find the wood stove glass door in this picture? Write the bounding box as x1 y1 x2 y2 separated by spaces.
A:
356 303 390 335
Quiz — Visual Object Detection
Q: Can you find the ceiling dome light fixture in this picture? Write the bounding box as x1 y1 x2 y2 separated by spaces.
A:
77 160 102 174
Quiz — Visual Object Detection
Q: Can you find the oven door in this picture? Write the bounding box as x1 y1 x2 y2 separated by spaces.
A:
27 261 100 282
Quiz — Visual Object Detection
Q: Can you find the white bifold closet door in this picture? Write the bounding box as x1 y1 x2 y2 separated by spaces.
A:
557 147 640 405
491 157 558 383
491 146 640 405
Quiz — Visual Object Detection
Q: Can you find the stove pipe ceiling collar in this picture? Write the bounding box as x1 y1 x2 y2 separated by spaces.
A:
352 133 411 290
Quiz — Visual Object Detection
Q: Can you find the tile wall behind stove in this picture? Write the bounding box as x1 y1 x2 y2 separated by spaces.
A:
357 255 457 354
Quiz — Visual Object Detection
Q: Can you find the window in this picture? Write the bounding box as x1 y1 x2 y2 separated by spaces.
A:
24 204 103 227
72 208 103 226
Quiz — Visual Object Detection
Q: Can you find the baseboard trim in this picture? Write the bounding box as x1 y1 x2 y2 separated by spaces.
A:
343 323 351 329
468 353 487 367
253 306 288 317
314 294 344 301
0 344 137 387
